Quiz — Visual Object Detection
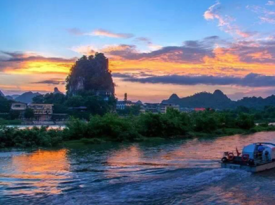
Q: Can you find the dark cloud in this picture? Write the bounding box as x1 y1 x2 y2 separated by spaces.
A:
0 51 75 63
104 36 225 63
112 73 132 78
118 73 275 87
204 35 219 40
103 36 275 64
32 78 65 85
112 72 154 78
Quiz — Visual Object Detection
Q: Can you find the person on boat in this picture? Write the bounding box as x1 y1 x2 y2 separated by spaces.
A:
258 143 265 152
257 143 265 160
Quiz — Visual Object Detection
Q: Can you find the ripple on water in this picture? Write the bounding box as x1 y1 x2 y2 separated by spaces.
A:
1 131 275 205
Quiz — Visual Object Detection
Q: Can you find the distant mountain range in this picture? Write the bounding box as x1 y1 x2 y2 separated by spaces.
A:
0 87 63 104
162 90 275 109
2 87 275 109
0 90 4 97
14 92 41 103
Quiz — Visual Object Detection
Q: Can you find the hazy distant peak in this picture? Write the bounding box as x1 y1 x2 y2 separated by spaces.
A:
135 100 143 105
53 87 62 94
0 90 4 97
169 93 180 100
213 89 225 96
15 92 41 103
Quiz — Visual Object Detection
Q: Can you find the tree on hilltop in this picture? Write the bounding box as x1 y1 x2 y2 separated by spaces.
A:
66 53 115 96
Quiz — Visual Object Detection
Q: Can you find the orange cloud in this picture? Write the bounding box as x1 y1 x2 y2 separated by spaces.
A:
0 51 74 74
1 35 275 98
248 51 273 60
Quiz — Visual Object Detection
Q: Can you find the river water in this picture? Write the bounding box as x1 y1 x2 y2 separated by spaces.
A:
1 132 275 205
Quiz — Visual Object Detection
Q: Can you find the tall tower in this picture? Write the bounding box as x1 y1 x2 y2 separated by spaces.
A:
124 93 127 102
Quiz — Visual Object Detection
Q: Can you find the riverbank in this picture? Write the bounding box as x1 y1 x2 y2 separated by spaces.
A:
1 109 275 148
62 125 275 146
1 123 275 149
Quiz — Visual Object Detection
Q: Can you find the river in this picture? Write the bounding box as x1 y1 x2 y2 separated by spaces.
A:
1 132 275 205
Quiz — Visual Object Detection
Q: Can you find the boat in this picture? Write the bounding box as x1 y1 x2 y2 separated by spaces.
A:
221 142 275 173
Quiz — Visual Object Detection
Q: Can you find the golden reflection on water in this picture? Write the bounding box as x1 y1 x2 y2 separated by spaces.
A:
162 132 275 163
1 149 70 195
105 145 144 178
107 145 143 167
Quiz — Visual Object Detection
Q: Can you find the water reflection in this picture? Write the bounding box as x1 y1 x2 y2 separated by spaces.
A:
105 145 143 179
1 132 275 204
0 149 70 196
166 132 275 167
107 145 143 167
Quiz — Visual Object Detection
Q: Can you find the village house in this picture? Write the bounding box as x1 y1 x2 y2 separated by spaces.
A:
141 103 179 114
10 102 27 118
28 104 53 121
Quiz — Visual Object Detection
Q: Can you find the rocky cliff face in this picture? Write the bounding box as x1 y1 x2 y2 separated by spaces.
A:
66 53 115 96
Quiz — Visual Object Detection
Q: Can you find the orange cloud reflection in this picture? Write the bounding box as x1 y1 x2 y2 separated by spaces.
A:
3 149 71 195
105 145 143 179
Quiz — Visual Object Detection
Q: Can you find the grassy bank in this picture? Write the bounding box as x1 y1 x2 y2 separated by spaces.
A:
1 108 275 148
0 118 21 125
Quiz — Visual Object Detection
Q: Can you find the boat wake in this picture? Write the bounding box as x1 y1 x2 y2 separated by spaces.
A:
44 168 250 205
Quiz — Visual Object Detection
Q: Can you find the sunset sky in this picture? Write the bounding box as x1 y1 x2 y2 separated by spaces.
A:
1 0 275 102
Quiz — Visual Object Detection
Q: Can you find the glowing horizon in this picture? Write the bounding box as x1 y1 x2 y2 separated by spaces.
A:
1 0 275 102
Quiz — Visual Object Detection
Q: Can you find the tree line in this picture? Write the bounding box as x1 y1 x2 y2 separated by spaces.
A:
1 108 275 148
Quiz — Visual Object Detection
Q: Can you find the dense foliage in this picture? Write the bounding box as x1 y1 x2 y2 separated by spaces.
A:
30 54 117 118
0 96 13 113
33 91 116 119
116 105 141 116
66 53 115 96
0 126 63 148
2 108 275 148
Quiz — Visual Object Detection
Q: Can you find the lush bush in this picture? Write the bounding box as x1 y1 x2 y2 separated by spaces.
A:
4 107 275 148
0 126 63 148
64 114 140 141
137 108 191 137
0 118 21 125
236 113 255 129
24 108 34 119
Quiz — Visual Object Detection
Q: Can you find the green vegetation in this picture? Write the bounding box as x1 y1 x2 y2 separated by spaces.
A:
1 108 275 148
0 126 63 148
31 53 117 119
66 53 115 96
0 119 21 125
116 105 141 116
0 53 117 122
33 91 116 119
24 108 34 119
2 53 275 148
0 96 13 113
